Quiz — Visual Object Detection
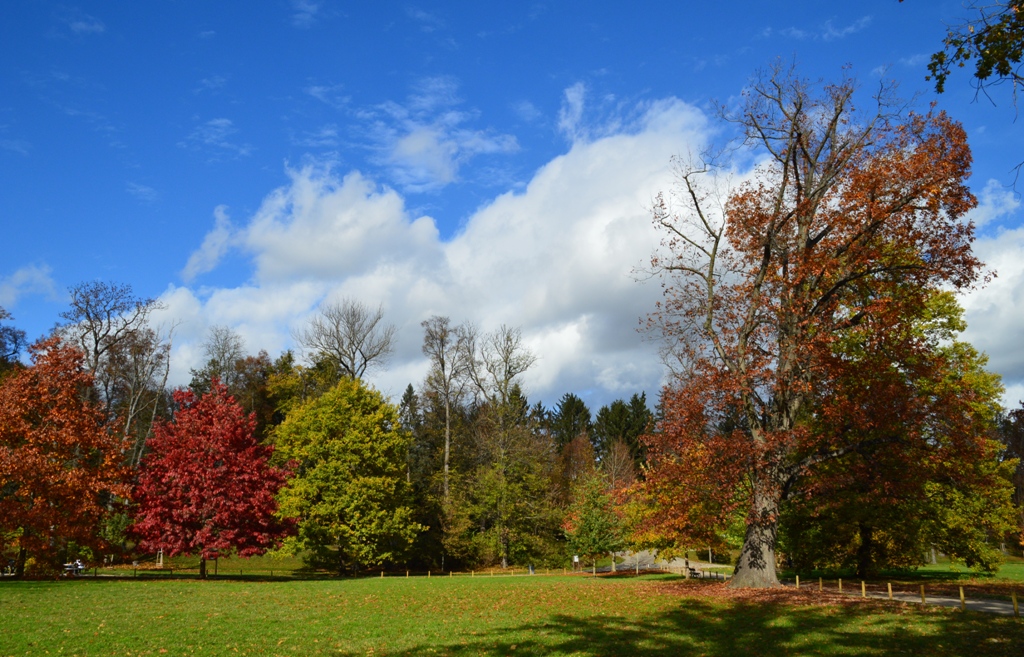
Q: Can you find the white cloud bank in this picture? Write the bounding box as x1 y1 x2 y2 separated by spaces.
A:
160 91 1024 411
959 179 1024 409
159 95 710 406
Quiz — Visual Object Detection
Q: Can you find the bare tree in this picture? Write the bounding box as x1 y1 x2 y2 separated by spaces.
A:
421 316 472 504
108 325 174 467
201 325 247 389
57 281 162 418
296 299 396 380
0 307 27 373
463 325 536 413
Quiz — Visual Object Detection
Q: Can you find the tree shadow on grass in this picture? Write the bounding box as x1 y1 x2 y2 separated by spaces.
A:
334 598 1023 656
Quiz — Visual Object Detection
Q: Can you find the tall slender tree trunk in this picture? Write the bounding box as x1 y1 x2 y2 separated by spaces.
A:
729 484 782 588
443 395 450 504
199 556 207 579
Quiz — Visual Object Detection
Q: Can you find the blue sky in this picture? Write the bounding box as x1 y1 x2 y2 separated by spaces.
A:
2 1 1023 408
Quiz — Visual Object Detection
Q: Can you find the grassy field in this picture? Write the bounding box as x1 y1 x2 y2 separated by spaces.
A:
3 573 1023 656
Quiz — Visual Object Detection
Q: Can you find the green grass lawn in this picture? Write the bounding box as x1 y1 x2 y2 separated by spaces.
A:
3 574 1023 656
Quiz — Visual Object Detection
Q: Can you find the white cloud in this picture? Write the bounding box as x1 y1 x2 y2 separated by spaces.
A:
558 83 586 141
360 77 519 192
293 124 341 148
126 182 159 203
62 10 105 35
960 223 1024 409
969 179 1020 228
182 205 236 282
0 139 30 156
822 16 871 41
179 118 252 158
0 264 57 308
406 7 445 32
305 84 349 109
769 16 871 42
513 100 542 123
168 95 710 405
291 0 321 28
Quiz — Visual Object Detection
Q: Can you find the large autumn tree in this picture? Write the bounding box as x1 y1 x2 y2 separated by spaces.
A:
643 64 982 587
133 381 291 577
0 337 130 576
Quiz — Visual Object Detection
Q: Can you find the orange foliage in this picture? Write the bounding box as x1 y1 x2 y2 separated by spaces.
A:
0 337 130 574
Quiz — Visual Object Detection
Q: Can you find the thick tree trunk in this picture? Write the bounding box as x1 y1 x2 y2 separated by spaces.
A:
856 523 874 578
729 487 781 588
14 545 26 578
199 557 207 579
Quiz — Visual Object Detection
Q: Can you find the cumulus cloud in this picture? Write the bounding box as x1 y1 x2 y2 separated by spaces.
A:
960 224 1024 408
0 264 57 307
167 95 710 405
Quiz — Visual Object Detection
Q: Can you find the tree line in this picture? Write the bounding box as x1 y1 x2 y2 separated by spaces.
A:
0 292 652 576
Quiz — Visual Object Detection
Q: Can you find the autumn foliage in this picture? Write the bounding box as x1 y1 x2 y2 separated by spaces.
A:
133 380 291 575
0 337 130 576
642 66 991 587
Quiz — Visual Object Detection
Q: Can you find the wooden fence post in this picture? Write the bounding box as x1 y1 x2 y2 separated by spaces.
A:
887 582 892 600
861 581 866 598
920 585 926 604
795 575 800 589
959 586 966 612
819 577 822 591
1012 590 1019 618
838 578 842 593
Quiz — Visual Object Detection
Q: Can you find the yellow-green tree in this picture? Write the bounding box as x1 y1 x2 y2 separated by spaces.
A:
273 378 422 572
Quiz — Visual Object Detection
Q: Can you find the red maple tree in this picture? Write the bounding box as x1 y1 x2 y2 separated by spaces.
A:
0 337 131 576
132 380 291 576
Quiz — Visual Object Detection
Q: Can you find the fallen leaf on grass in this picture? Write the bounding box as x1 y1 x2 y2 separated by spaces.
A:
643 580 883 608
